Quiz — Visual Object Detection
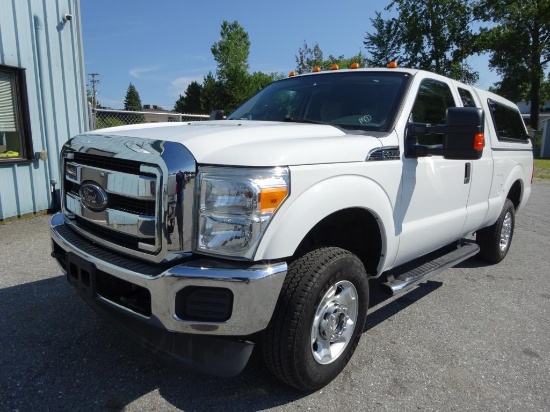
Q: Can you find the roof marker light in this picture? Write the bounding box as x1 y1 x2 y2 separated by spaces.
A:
349 62 360 69
330 64 339 71
289 71 296 77
387 61 398 68
313 66 321 72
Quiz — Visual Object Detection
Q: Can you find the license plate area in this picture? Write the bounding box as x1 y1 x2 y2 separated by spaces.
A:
66 253 97 298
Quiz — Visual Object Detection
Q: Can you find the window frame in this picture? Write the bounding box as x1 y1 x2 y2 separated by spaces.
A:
0 64 34 164
487 98 530 143
409 78 457 148
458 87 478 108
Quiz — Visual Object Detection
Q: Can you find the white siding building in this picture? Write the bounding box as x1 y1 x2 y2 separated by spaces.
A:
0 0 89 221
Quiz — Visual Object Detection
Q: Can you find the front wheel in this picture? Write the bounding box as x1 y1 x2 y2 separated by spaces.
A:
261 247 369 391
477 199 515 263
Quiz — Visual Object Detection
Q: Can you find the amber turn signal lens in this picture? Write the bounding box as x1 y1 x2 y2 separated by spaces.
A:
473 133 485 151
259 187 288 213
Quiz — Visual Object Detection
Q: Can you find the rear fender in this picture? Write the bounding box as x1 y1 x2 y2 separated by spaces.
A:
486 163 529 226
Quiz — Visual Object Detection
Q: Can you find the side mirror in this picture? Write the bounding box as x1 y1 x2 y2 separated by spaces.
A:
406 107 485 160
209 110 225 120
443 107 484 160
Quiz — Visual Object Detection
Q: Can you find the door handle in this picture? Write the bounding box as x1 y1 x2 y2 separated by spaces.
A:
464 162 471 184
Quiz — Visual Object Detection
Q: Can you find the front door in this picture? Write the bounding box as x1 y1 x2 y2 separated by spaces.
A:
395 78 471 266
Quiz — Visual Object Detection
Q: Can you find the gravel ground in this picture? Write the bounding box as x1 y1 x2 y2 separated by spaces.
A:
1 181 549 412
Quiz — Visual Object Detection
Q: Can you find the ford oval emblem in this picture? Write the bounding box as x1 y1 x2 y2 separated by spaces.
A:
80 182 108 212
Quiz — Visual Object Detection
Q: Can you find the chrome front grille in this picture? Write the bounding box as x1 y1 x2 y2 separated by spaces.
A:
60 134 196 264
64 180 156 216
72 152 148 175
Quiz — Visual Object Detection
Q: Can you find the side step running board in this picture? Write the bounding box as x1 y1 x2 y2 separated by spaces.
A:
381 242 480 295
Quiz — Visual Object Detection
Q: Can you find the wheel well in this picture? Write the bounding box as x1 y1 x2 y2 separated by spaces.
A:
293 208 382 276
507 180 522 210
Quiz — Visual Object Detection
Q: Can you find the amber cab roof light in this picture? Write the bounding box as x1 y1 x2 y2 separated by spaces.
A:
387 61 398 68
349 62 360 69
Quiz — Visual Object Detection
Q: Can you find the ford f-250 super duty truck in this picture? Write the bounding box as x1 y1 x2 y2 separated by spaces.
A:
50 66 533 390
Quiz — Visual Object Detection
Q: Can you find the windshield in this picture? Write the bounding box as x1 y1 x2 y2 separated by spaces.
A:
229 71 411 132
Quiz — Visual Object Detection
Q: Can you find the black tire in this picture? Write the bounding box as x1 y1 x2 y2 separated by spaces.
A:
261 247 369 391
477 199 515 263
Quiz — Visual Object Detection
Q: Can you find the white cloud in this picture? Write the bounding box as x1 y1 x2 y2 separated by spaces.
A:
129 66 159 79
171 76 204 97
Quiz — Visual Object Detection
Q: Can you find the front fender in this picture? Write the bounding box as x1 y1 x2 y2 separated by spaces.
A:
254 173 398 273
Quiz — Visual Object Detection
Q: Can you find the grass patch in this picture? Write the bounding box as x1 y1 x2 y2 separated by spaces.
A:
534 159 550 180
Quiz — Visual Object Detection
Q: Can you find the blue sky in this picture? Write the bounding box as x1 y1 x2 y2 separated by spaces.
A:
80 0 498 111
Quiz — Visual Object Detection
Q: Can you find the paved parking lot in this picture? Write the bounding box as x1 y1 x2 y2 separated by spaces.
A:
1 182 549 412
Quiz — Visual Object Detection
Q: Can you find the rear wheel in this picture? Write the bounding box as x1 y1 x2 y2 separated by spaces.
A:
261 247 369 391
477 199 515 263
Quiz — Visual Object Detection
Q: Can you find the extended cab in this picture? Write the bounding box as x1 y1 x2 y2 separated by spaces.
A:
50 67 533 390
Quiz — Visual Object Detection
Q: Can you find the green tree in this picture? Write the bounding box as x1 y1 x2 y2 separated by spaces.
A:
365 0 478 84
295 41 368 73
249 71 284 94
124 83 143 111
86 89 104 109
325 51 368 70
174 81 203 113
211 20 252 112
364 12 402 67
295 41 324 74
200 72 222 114
124 83 145 123
473 0 550 128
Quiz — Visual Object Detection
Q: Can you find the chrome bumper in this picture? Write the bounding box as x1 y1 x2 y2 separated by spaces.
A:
50 212 287 336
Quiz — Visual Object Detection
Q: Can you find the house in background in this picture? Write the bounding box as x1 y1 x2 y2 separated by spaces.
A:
0 0 89 221
517 100 550 131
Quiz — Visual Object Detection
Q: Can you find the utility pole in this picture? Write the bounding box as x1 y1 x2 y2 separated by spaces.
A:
88 73 100 109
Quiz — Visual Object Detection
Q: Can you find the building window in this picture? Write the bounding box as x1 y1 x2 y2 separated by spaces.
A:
0 65 33 162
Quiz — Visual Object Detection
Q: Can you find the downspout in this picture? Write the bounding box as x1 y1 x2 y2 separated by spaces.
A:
73 0 91 131
33 15 59 208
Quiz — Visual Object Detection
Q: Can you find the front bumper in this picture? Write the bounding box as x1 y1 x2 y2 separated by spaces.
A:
50 212 287 375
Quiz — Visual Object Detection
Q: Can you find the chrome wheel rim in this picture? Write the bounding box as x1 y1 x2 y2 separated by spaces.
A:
500 211 512 252
311 280 358 365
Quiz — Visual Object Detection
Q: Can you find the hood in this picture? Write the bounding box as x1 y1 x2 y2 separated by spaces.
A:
85 120 387 166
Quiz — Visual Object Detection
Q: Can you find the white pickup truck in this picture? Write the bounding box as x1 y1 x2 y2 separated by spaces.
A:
50 67 533 390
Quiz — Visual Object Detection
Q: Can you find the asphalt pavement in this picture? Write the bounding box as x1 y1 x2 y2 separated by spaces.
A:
1 182 549 412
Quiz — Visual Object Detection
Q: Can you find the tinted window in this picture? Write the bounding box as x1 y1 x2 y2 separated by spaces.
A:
229 71 411 133
458 88 477 108
488 99 528 141
410 79 456 145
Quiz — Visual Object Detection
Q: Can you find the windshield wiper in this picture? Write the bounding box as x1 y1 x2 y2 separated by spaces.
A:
283 117 325 125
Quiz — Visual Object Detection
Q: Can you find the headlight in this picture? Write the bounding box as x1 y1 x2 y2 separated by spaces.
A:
196 166 289 259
